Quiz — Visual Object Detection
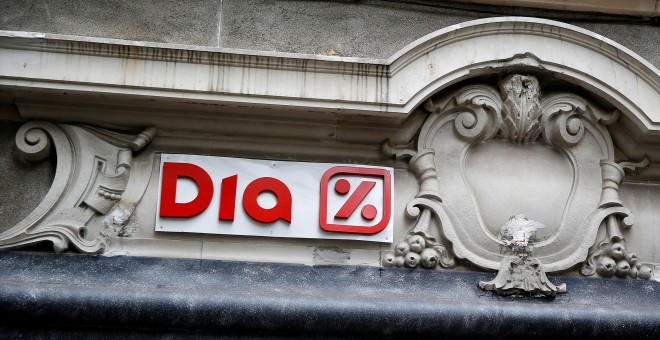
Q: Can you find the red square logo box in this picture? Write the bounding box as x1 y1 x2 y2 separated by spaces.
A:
319 166 392 235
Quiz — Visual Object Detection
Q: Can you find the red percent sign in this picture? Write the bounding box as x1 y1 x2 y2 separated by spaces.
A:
333 179 377 220
319 166 391 235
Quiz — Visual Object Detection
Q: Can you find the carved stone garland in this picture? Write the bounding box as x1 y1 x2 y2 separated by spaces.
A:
383 74 652 295
0 121 156 254
381 146 456 270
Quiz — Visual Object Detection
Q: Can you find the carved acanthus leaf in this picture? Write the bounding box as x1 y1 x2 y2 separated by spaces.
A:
499 74 542 144
420 75 615 150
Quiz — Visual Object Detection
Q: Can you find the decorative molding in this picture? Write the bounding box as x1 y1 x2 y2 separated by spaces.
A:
2 18 660 152
382 147 455 270
0 121 156 254
384 74 653 281
479 215 566 296
1 17 659 271
499 75 542 144
479 254 567 296
580 160 653 279
4 18 660 182
382 207 456 270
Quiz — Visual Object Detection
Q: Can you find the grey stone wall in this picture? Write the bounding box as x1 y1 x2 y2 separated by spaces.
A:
1 0 659 68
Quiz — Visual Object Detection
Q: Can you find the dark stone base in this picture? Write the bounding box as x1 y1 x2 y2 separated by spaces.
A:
0 251 658 338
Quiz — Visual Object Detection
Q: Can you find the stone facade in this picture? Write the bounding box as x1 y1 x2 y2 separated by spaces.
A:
1 2 660 337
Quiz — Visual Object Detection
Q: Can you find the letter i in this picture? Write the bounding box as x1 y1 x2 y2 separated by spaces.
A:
219 175 238 221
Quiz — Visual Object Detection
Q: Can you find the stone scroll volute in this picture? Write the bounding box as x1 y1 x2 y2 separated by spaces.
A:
0 121 156 254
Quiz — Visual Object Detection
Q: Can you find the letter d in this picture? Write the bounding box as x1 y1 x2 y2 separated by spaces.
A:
159 162 213 218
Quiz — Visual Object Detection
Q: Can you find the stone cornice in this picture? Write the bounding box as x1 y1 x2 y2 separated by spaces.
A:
2 17 660 163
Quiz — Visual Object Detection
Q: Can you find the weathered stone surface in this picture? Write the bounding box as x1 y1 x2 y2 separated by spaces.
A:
0 0 220 46
620 183 660 263
577 22 660 71
1 0 658 71
219 0 481 58
2 17 659 271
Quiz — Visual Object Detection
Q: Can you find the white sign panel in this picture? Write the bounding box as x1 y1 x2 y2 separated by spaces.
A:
156 154 394 242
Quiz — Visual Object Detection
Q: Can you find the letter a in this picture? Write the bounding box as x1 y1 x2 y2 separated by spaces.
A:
242 177 292 223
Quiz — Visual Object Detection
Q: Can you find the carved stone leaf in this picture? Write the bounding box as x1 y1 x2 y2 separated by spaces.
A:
499 74 542 144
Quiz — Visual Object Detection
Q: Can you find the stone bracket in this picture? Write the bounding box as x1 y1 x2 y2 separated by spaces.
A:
0 121 156 254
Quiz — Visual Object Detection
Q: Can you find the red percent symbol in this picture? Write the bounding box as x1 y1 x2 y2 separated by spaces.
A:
319 166 391 235
334 179 377 220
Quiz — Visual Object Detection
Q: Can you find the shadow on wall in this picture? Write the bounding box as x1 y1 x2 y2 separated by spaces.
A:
0 123 55 232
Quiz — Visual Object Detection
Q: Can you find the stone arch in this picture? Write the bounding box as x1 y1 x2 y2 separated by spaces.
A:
381 19 660 285
387 17 660 140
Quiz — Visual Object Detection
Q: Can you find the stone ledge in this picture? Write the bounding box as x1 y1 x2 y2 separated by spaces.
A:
0 251 658 338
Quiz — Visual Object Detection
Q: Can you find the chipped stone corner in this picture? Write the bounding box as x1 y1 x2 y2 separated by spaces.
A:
102 203 138 239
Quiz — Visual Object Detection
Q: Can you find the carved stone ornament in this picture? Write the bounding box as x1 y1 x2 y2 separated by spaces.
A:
383 74 653 283
0 121 156 254
478 214 566 296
